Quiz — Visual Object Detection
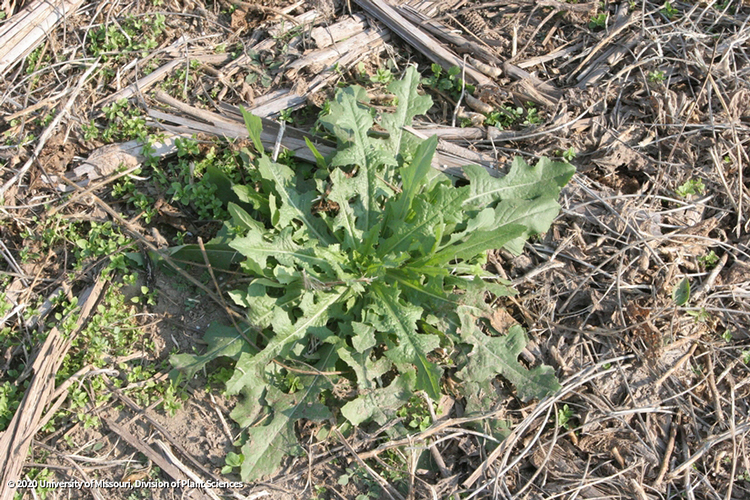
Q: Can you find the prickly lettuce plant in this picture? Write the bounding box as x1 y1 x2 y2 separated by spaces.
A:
171 67 574 481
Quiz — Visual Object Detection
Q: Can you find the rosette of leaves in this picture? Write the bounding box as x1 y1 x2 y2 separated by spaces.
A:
170 67 574 481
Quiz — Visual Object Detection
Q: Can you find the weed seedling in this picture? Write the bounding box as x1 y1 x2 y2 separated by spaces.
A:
100 99 150 142
661 1 678 19
485 106 524 128
523 104 542 126
0 382 21 432
648 70 666 83
88 14 166 62
162 383 184 416
422 63 475 100
589 13 608 29
557 404 574 429
370 67 394 85
676 178 705 197
396 395 435 432
222 452 244 475
698 250 719 269
131 286 157 306
686 308 710 323
171 67 571 481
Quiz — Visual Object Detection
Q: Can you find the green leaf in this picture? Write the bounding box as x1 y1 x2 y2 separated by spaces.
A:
381 65 433 156
337 345 391 389
204 163 240 207
229 384 267 428
429 223 527 265
490 197 563 254
228 282 290 330
320 85 374 169
240 383 331 480
320 86 392 233
170 323 252 380
673 277 690 306
225 289 349 395
231 226 345 282
341 369 416 425
379 181 467 258
256 155 334 244
240 106 264 154
458 316 560 402
228 202 266 233
351 322 377 353
370 283 442 400
225 452 244 467
304 136 328 170
164 243 243 270
232 184 267 212
327 168 364 251
463 157 575 209
388 135 437 224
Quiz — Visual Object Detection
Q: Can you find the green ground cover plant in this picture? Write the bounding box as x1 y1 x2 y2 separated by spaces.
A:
87 14 167 62
170 67 574 481
421 63 475 100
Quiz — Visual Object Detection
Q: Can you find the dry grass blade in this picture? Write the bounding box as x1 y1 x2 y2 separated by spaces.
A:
0 61 98 197
0 278 106 500
103 418 192 485
0 0 86 74
334 428 405 500
353 0 494 86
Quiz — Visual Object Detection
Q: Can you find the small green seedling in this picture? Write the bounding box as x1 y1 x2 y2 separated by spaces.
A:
589 13 608 29
676 178 705 197
661 1 678 19
131 286 157 306
672 277 690 306
222 452 244 475
422 63 475 100
557 404 574 429
0 382 21 432
485 106 524 128
523 105 541 125
370 67 394 85
698 251 719 269
686 308 710 323
648 70 665 83
562 147 577 161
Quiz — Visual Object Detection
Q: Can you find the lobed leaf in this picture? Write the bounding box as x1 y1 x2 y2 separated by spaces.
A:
380 65 433 156
387 135 438 226
379 181 467 259
429 223 527 265
370 283 442 400
320 86 392 234
169 323 252 381
230 226 346 282
256 156 333 244
225 289 349 395
457 314 560 402
240 383 331 480
341 369 416 426
463 157 575 209
240 106 264 154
